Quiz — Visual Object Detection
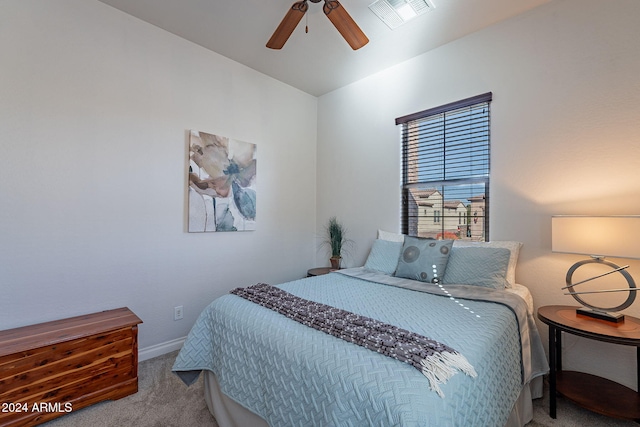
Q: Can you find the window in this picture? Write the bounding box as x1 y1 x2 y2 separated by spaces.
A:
396 92 492 241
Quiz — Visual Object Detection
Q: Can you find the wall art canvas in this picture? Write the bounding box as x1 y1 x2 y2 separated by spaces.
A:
188 130 256 232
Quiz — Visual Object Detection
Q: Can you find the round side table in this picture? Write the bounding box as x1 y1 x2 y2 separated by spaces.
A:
537 305 640 421
306 267 335 277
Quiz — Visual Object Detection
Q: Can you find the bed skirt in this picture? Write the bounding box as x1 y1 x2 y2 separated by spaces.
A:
203 371 543 427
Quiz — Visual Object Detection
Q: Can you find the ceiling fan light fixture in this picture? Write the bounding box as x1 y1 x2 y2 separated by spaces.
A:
369 0 434 29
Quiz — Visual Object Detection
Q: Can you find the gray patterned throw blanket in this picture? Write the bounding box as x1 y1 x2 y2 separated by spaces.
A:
230 283 477 397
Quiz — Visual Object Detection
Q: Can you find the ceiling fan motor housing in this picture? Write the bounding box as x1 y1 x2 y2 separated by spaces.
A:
267 0 369 50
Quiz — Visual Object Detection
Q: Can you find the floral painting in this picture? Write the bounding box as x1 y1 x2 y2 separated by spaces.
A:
188 130 256 232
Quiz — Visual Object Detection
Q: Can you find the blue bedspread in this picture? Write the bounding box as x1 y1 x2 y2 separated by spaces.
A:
173 270 547 426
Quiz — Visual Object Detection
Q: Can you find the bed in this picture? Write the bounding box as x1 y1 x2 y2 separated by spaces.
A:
173 235 549 427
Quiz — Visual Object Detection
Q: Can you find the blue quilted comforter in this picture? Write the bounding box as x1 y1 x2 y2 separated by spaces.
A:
173 269 547 426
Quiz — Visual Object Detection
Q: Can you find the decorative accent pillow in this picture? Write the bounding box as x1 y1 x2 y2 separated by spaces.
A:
452 240 522 288
394 237 453 283
443 247 511 289
377 229 405 243
364 239 403 275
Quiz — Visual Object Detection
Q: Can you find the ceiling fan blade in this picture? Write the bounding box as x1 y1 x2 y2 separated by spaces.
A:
267 1 308 49
323 0 369 50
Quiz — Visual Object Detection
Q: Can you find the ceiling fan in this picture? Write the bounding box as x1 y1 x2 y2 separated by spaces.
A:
267 0 369 50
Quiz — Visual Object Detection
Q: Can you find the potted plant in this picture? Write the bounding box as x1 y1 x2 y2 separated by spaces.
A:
323 216 350 269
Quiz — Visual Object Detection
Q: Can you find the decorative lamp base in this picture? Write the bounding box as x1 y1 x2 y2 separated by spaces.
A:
564 257 636 324
576 307 624 323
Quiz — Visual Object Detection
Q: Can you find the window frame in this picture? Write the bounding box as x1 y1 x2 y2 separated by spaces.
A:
396 92 492 241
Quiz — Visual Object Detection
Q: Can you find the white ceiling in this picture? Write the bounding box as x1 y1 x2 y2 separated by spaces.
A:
97 0 551 97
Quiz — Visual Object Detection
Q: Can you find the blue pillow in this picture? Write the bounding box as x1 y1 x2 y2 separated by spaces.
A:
393 237 453 283
443 247 511 289
364 239 403 274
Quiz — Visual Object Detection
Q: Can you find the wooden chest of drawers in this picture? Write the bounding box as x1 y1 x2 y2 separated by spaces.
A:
0 308 142 427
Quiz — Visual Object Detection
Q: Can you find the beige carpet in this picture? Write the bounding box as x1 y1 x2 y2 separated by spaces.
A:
42 351 217 427
42 351 636 427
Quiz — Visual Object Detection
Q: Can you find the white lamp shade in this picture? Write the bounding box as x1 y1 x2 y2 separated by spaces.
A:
552 216 640 260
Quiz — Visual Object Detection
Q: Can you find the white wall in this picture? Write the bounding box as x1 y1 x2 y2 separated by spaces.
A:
317 0 640 389
0 0 318 357
3 0 640 388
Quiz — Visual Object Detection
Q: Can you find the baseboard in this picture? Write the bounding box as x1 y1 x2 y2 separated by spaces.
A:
138 336 186 362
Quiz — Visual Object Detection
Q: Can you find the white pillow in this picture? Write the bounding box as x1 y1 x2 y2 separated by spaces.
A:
451 240 522 288
377 229 405 243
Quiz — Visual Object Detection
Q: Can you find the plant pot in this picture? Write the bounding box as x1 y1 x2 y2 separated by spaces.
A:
330 256 341 270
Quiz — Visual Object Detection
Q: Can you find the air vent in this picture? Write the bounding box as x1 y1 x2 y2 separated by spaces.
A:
369 0 435 29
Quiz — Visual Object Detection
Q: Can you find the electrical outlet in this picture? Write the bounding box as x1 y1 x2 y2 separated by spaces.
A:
174 305 183 321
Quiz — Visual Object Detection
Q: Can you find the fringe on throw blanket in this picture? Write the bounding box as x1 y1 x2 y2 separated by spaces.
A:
231 283 477 397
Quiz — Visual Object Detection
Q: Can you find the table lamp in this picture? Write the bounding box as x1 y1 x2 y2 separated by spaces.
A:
551 215 640 322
